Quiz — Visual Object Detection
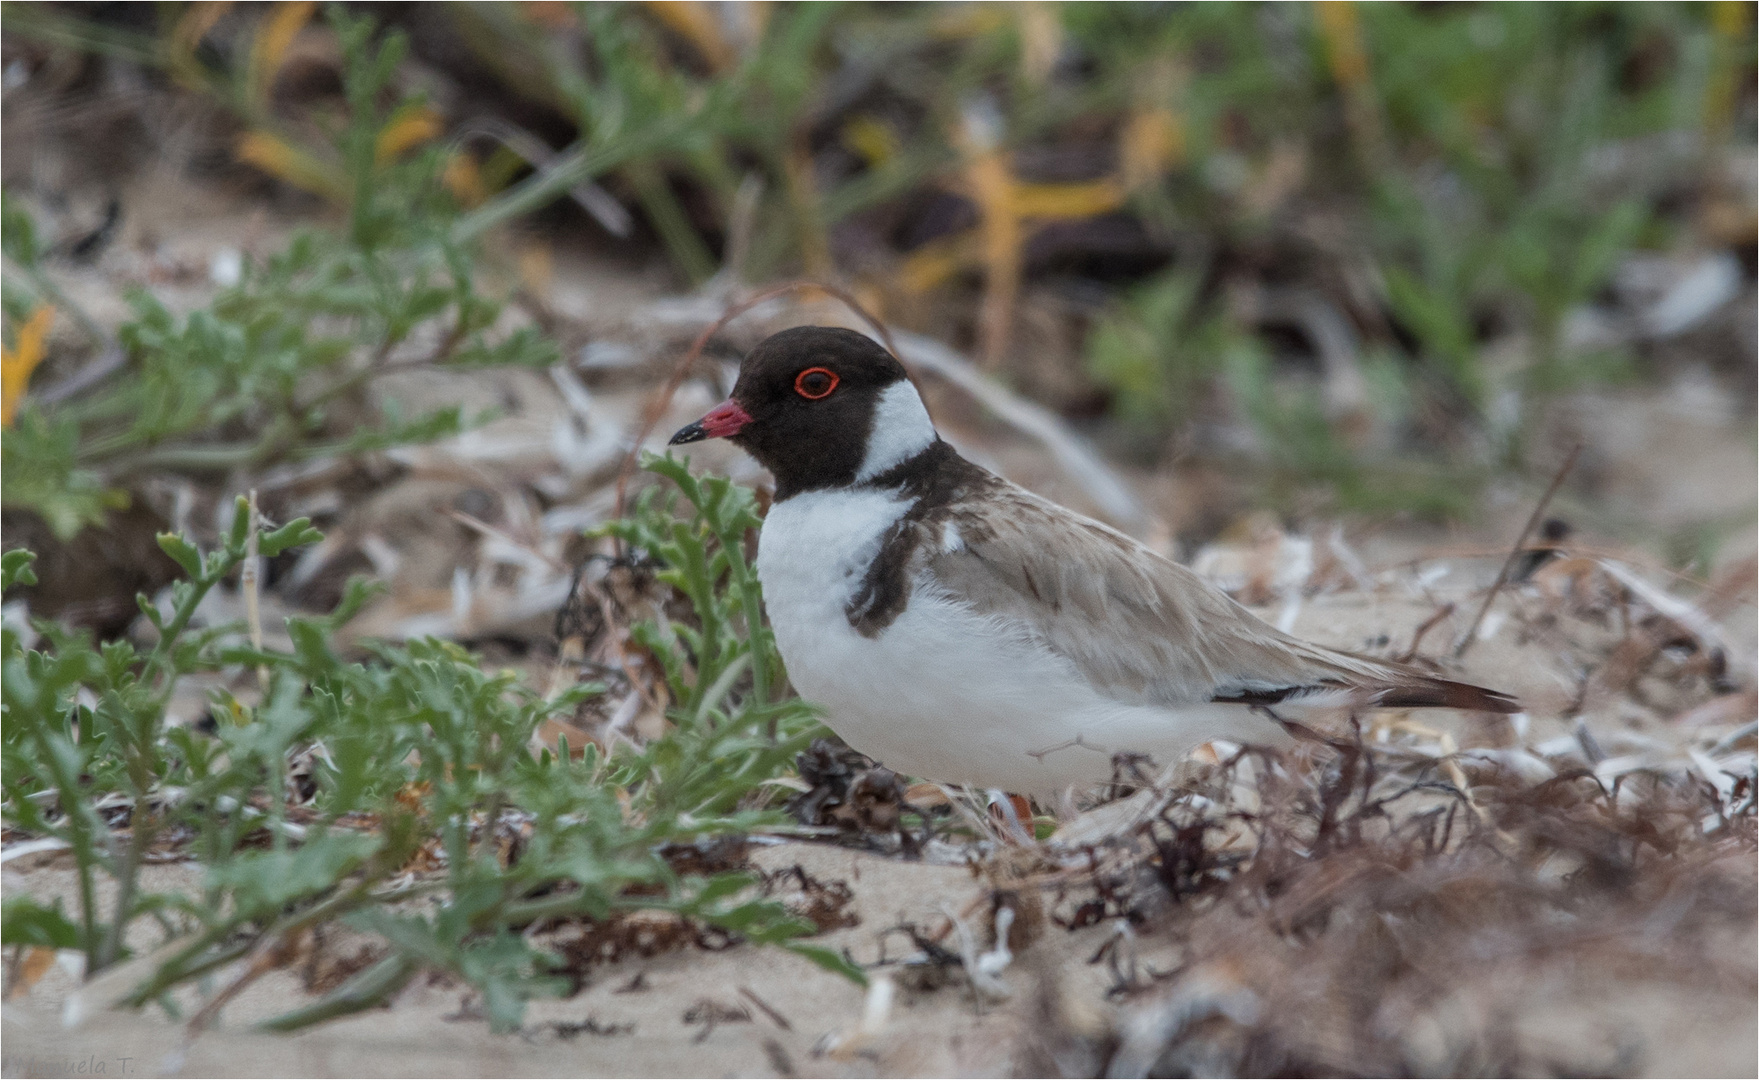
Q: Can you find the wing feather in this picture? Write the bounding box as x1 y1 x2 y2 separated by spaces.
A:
925 486 1516 713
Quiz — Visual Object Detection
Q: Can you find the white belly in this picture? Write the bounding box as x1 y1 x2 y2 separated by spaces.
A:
756 490 1283 794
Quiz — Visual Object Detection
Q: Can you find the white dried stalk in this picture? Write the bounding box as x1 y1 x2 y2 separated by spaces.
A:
241 489 268 692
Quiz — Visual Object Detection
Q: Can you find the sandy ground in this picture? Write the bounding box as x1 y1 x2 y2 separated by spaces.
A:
4 578 1755 1079
5 834 1754 1079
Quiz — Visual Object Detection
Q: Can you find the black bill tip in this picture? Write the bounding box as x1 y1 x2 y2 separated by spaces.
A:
668 422 707 446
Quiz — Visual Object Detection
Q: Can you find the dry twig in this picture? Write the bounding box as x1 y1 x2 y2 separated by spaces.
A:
1455 443 1583 657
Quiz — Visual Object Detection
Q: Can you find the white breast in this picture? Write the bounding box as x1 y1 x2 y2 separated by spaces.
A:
757 491 1285 794
755 486 910 638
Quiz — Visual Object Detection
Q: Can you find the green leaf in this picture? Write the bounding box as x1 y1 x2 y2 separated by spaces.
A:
320 575 385 630
155 533 203 578
345 909 456 971
1 412 122 540
259 518 324 558
134 592 164 631
226 496 252 552
2 190 40 269
1 895 81 949
206 832 383 918
783 942 868 987
2 549 37 591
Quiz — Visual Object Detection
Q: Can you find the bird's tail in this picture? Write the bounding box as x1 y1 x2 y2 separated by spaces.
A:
1368 676 1520 714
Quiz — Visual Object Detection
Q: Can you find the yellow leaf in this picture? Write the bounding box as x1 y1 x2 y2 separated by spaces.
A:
174 1 235 51
518 243 553 301
1706 1 1751 132
894 180 1126 303
1013 179 1125 220
248 1 317 110
896 233 977 296
842 115 900 168
236 130 346 200
1313 0 1386 165
5 947 57 999
2 305 54 428
169 2 235 89
957 114 1021 369
931 5 1008 40
374 105 444 166
443 151 491 208
1120 107 1184 191
1314 1 1369 91
1711 0 1747 35
643 1 735 72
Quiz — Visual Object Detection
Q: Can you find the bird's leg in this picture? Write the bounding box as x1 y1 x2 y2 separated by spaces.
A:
1255 704 1334 745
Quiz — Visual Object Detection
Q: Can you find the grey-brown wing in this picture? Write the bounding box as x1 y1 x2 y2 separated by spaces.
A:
927 488 1515 712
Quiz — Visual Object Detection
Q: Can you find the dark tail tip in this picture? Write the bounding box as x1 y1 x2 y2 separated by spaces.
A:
1378 679 1521 714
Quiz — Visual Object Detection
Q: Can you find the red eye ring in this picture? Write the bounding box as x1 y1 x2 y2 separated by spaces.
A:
794 367 839 400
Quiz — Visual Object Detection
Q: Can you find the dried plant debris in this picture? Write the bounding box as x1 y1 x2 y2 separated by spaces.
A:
541 911 703 972
762 864 860 934
553 550 691 667
525 847 859 983
1018 732 1756 1078
657 835 753 878
300 932 390 998
789 738 929 855
870 921 969 996
533 1015 635 1040
682 996 753 1043
788 739 883 826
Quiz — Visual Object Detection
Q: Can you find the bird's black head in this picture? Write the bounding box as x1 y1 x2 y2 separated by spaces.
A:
670 326 934 500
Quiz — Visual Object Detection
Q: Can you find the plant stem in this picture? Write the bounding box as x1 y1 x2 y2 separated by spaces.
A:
93 820 150 973
626 161 718 285
75 836 99 968
255 953 419 1031
120 874 393 1008
733 569 770 710
148 570 230 676
452 140 631 243
292 319 468 417
1454 442 1583 657
694 653 751 725
0 5 162 66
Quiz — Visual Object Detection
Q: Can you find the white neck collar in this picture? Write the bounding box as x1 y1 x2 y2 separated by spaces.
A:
855 380 938 482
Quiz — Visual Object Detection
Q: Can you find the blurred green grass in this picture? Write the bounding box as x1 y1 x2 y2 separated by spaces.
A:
2 1 1753 519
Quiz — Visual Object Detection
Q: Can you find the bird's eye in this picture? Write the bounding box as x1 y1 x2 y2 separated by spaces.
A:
794 367 839 400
